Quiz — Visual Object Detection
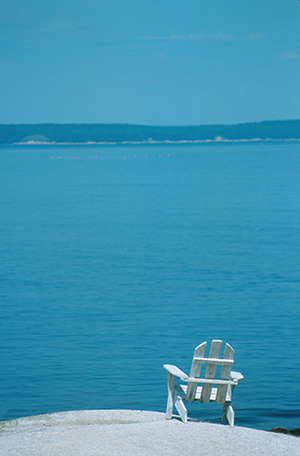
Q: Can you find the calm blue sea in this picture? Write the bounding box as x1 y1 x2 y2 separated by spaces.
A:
0 142 300 430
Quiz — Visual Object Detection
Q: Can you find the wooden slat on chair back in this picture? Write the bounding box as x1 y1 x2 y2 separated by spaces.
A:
185 340 235 404
185 341 207 401
201 340 223 402
215 343 234 403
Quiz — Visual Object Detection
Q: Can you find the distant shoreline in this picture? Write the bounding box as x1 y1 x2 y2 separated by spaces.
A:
1 120 300 145
8 137 300 146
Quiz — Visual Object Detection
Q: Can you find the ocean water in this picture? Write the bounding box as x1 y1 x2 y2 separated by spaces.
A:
0 142 299 430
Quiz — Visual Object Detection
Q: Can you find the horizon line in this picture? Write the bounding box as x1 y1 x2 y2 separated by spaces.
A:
1 119 300 128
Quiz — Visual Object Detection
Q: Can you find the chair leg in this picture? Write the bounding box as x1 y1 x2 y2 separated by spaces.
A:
175 396 188 423
227 406 235 427
222 403 234 426
166 372 176 419
221 403 228 424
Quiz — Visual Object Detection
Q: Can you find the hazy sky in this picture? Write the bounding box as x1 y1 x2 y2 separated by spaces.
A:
1 0 299 125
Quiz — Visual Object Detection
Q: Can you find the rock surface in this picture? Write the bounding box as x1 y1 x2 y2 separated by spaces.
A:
1 410 300 456
270 427 300 437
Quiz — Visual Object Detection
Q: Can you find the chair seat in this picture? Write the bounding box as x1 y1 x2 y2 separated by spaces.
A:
177 384 232 403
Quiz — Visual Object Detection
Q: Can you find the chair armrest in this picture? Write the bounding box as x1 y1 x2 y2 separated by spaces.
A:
230 371 244 382
163 364 189 381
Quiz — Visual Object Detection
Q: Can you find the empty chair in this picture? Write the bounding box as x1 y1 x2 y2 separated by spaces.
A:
163 340 244 426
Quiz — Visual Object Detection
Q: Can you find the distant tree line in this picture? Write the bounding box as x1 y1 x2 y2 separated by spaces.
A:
0 120 300 144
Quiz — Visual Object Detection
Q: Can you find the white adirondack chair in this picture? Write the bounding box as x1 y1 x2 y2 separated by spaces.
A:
163 340 244 426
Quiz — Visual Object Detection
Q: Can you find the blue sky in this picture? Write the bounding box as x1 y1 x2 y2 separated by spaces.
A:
1 0 299 125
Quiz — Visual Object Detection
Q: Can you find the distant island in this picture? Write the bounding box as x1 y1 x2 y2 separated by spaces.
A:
0 120 300 145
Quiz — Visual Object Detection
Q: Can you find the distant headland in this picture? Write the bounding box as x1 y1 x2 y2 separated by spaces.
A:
0 120 300 145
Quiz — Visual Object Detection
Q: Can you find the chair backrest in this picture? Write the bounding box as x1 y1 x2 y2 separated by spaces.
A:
185 340 234 404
